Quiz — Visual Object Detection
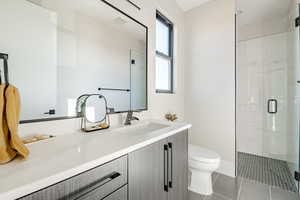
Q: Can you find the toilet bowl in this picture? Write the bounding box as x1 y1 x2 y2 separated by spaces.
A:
188 144 221 195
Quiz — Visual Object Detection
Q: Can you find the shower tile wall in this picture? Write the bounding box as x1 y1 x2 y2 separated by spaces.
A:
237 32 288 160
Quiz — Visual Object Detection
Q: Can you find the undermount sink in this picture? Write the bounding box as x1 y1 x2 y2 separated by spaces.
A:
112 122 169 136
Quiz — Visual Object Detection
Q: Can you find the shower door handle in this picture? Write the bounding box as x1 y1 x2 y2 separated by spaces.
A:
267 99 277 114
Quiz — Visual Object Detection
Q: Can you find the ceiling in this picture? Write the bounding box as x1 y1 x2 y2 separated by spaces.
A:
237 0 292 26
176 0 292 25
176 0 213 11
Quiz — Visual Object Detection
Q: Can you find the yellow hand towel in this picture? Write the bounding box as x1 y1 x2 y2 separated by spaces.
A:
0 85 29 164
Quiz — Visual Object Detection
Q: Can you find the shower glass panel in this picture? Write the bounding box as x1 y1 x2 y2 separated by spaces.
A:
262 33 287 161
236 0 300 192
284 3 300 190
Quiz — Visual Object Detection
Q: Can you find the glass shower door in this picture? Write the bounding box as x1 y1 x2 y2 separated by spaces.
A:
284 4 300 190
236 0 300 192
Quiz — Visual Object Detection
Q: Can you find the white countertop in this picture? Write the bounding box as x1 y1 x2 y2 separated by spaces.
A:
0 120 191 200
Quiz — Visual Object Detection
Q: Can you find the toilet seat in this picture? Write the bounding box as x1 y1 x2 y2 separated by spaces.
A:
189 144 220 164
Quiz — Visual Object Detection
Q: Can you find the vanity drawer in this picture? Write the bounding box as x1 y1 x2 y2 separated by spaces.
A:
102 185 127 200
79 185 127 200
19 156 128 200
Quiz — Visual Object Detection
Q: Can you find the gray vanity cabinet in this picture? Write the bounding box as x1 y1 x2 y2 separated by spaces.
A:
128 130 188 200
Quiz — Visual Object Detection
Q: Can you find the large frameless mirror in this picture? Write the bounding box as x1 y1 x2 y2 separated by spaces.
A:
0 0 148 123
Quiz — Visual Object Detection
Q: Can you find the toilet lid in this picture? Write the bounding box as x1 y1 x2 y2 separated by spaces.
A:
189 144 220 164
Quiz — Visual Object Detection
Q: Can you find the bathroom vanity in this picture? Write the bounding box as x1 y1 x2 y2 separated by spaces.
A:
0 0 191 199
0 121 191 200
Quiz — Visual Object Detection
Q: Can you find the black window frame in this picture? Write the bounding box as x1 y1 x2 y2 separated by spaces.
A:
156 11 174 94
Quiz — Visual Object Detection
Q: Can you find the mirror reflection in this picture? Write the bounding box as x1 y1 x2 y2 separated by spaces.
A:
0 0 147 122
84 95 107 123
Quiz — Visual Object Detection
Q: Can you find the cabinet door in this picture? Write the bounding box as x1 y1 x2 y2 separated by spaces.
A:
167 130 188 200
128 140 168 200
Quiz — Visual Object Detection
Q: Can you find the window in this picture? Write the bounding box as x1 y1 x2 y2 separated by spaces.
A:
156 11 174 93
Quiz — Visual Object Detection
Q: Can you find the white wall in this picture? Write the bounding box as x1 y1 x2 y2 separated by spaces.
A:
238 16 289 42
184 0 236 177
18 0 185 137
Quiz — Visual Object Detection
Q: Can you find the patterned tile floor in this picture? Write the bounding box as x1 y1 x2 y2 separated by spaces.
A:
237 152 297 192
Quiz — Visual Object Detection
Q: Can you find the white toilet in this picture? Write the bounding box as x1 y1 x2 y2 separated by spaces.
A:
188 144 221 195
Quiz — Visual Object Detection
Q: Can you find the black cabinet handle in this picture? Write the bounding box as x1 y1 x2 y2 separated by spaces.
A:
164 144 169 192
71 172 121 200
168 143 173 188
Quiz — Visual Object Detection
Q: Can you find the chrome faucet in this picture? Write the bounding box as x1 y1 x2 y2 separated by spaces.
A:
124 111 139 125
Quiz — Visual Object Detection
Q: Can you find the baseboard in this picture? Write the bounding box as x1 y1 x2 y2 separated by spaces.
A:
216 159 235 178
